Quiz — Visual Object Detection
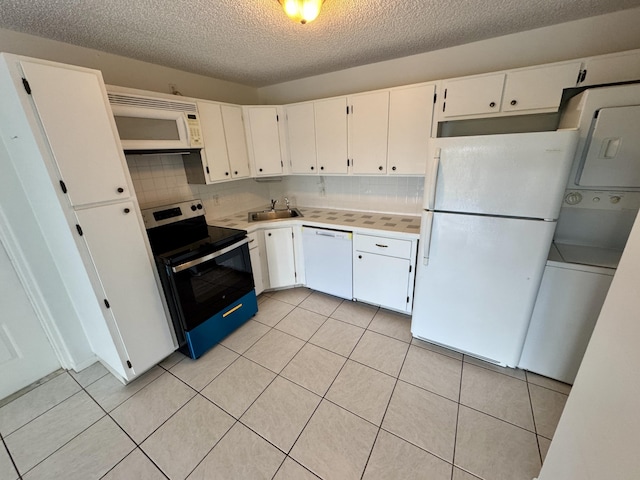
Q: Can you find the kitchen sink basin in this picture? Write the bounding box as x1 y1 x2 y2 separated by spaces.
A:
248 208 303 222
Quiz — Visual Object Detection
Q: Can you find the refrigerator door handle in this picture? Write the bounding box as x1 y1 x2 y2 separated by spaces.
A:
422 211 434 265
426 149 441 210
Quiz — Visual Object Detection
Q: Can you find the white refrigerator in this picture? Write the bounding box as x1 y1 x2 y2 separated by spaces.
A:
411 130 579 366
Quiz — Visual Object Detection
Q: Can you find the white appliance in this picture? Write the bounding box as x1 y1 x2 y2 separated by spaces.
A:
411 130 579 366
518 244 615 383
107 91 203 152
302 226 353 299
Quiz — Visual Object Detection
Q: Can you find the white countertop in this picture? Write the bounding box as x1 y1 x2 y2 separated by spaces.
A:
208 207 421 239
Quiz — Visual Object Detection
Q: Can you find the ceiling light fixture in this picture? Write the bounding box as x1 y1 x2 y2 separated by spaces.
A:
278 0 324 24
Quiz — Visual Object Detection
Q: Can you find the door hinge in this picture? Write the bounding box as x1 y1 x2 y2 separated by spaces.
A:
291 231 294 238
347 159 350 167
126 360 132 369
206 166 210 174
281 160 284 167
104 299 111 308
346 105 349 115
406 296 410 303
276 114 279 122
409 265 412 273
75 224 83 236
433 93 437 104
59 180 68 194
577 69 587 84
22 78 31 95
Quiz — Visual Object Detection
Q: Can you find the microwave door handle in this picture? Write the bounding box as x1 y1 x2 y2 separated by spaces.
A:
426 149 440 211
171 237 249 273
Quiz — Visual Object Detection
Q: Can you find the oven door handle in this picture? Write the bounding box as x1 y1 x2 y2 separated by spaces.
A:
171 237 249 273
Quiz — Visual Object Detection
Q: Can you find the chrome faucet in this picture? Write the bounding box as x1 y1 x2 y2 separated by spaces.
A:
284 197 290 210
270 198 277 211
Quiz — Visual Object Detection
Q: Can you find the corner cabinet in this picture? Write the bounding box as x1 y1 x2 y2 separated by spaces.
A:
264 227 297 288
440 62 581 119
245 106 284 176
0 54 175 382
353 233 418 314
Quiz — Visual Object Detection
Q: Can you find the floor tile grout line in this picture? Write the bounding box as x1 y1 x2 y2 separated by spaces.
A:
1 432 23 480
181 418 242 479
450 358 466 480
525 376 545 465
0 372 81 437
358 337 411 480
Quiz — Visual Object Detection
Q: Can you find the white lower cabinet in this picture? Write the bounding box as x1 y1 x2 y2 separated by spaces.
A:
353 233 417 313
264 227 297 288
248 230 269 295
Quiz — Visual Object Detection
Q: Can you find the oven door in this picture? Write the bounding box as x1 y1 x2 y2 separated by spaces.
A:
168 238 254 332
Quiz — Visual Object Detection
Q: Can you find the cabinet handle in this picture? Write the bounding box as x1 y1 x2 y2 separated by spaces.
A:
117 187 124 193
489 102 496 108
392 166 396 171
123 208 130 214
225 172 229 176
510 100 517 106
234 171 238 175
311 166 314 170
268 233 272 236
249 238 255 243
320 166 324 170
378 166 383 171
259 168 263 172
375 243 388 248
358 255 362 259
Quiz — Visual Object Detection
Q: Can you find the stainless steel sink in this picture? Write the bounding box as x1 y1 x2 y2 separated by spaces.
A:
248 208 303 222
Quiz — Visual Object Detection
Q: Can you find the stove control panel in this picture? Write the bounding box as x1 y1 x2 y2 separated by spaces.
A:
142 199 205 229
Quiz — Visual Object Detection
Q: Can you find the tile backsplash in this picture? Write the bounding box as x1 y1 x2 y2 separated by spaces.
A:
127 155 424 219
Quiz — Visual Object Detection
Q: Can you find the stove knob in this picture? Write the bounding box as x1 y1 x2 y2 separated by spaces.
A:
191 205 197 211
197 204 203 210
564 191 583 205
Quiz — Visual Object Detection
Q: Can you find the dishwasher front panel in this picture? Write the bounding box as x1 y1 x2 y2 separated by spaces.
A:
302 226 353 300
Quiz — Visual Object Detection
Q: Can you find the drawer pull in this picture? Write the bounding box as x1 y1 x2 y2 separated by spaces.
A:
223 304 243 318
375 243 388 248
249 239 255 243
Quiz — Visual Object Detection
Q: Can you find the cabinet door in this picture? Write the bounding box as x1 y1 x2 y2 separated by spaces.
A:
286 102 317 174
353 251 411 312
197 101 231 182
502 63 581 113
247 107 283 176
442 74 505 118
388 84 435 175
581 51 640 87
249 246 264 295
221 105 250 179
315 97 348 174
264 227 296 288
75 202 175 375
20 61 129 206
349 91 390 174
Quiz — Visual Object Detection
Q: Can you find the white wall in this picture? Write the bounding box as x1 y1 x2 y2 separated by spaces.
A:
538 209 640 480
258 7 640 104
0 28 258 104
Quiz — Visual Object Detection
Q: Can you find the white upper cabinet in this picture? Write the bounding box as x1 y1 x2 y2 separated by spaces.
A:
221 105 250 179
246 106 283 176
286 102 317 174
197 101 230 182
187 102 250 184
580 49 640 87
387 84 435 175
442 73 506 118
20 61 129 206
441 62 581 119
315 97 348 174
501 63 581 112
349 90 390 174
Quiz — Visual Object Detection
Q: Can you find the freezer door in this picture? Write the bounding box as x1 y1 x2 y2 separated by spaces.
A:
412 211 556 366
578 105 640 188
424 131 578 219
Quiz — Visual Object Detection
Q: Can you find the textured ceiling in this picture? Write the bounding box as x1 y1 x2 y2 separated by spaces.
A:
1 0 640 87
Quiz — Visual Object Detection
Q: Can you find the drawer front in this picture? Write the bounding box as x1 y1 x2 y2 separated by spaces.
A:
247 231 260 249
354 234 412 258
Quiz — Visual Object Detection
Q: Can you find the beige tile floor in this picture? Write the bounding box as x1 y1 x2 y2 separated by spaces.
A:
0 288 571 480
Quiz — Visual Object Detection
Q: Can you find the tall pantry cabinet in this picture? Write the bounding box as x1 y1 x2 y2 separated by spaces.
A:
0 54 175 382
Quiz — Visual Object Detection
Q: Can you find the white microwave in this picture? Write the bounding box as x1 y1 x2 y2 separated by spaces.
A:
108 92 203 152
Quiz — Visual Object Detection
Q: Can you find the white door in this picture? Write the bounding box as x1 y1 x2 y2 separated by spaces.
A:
412 211 556 366
75 202 175 377
426 131 578 218
198 101 231 182
221 105 250 179
315 97 348 174
20 61 129 206
442 74 505 117
349 91 390 174
264 227 296 288
354 252 410 312
0 239 60 400
247 107 283 176
286 102 317 174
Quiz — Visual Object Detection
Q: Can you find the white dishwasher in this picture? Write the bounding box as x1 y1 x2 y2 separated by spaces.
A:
302 226 353 299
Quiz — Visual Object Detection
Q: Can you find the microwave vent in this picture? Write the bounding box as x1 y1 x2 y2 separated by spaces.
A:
107 93 197 113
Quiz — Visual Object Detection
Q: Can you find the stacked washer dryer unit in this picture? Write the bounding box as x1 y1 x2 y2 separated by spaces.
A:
519 84 640 384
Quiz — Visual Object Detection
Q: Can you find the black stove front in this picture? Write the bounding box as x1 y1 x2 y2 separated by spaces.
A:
143 200 257 359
